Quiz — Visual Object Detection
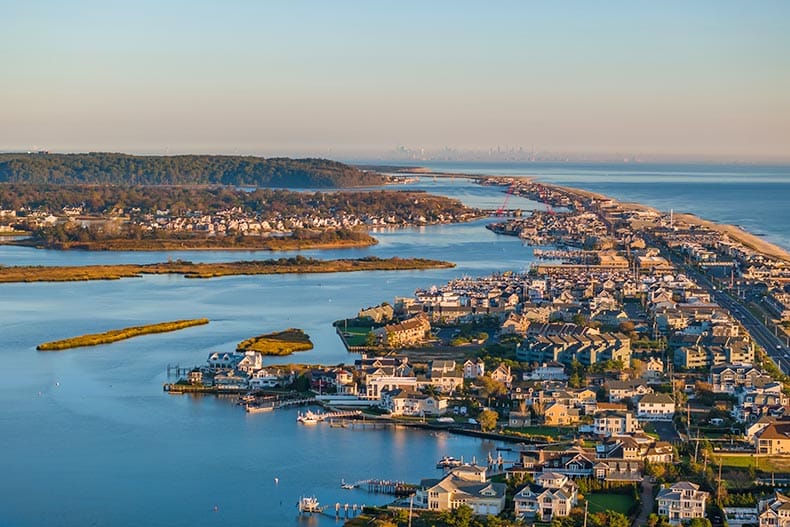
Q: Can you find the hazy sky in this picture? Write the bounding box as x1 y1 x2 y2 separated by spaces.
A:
2 1 789 161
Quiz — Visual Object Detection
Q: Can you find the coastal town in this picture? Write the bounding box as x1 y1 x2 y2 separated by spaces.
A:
159 178 790 527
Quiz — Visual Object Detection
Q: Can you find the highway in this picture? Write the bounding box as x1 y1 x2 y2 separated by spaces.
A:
679 261 790 374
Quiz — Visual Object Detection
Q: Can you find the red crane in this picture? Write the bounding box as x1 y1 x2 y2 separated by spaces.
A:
496 183 516 216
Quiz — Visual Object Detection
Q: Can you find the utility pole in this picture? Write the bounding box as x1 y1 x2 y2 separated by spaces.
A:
583 500 588 527
717 459 723 505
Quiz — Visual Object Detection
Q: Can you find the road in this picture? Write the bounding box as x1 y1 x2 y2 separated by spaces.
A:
633 479 655 527
682 264 790 373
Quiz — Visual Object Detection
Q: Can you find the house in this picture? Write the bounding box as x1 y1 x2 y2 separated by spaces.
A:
523 362 567 381
755 422 790 455
431 360 456 375
500 312 530 335
758 491 790 527
374 314 431 348
593 411 638 436
637 393 676 421
608 380 654 403
643 357 665 380
388 390 447 417
544 402 579 426
656 482 709 525
490 364 513 386
710 364 769 393
463 359 485 379
514 472 578 521
419 466 506 516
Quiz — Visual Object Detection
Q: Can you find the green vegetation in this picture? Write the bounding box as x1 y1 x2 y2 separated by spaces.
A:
505 425 576 439
585 493 635 515
237 328 313 356
477 409 499 432
37 318 209 351
19 226 377 251
0 153 385 187
0 256 455 283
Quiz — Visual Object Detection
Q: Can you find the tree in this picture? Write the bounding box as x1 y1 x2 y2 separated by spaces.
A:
440 505 473 527
687 519 712 527
478 409 499 432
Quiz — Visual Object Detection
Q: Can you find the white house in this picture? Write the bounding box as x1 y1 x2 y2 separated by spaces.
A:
637 393 676 421
463 359 485 379
656 482 708 525
514 472 578 521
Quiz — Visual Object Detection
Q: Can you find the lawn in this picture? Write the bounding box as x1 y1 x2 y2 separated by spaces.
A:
715 455 790 472
585 493 635 515
505 425 576 439
339 324 375 346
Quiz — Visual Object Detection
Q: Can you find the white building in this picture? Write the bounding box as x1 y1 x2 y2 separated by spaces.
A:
656 482 708 525
637 393 676 421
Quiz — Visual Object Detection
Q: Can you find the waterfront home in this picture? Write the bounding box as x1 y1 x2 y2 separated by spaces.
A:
637 393 676 421
385 390 447 417
249 369 283 389
463 359 485 379
758 491 790 527
373 314 431 348
365 375 418 400
514 472 578 521
357 303 394 323
418 465 506 516
427 371 464 394
656 482 708 525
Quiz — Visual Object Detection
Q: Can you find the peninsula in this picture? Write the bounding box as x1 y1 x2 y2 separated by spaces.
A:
0 256 455 283
37 318 209 351
0 183 481 251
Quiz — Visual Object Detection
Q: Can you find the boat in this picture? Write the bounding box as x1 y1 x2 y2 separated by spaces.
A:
436 456 463 469
297 496 325 514
297 411 320 425
239 394 255 404
245 404 274 414
340 479 356 490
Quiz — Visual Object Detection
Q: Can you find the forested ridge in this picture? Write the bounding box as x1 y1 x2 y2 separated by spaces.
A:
0 153 385 187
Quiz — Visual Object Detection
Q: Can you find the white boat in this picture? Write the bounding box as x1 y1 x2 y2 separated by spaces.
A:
297 411 320 424
297 496 325 513
340 479 356 489
436 456 463 469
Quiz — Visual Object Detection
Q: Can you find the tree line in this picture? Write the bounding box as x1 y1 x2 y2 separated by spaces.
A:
0 153 386 187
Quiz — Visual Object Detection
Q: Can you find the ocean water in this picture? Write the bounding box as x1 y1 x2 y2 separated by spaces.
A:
414 162 790 252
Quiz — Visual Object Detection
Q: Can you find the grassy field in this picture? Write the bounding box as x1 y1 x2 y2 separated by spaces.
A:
585 493 635 515
37 318 209 351
0 256 454 282
505 425 576 439
237 328 313 356
715 455 790 472
340 325 375 347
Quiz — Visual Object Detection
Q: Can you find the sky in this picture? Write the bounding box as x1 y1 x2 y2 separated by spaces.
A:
2 0 789 162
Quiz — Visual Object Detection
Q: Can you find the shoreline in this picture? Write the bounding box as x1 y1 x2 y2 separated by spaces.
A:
542 181 790 263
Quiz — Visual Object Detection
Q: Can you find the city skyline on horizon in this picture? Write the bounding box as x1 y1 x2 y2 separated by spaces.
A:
2 1 789 162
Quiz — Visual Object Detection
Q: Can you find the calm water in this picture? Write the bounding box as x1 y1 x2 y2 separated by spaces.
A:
2 165 787 526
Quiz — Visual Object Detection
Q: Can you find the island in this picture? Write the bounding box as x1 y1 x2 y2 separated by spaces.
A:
237 328 313 356
0 256 455 283
37 318 209 351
